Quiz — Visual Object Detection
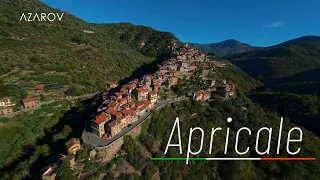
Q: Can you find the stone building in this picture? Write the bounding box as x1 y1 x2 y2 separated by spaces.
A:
21 98 40 109
0 106 13 116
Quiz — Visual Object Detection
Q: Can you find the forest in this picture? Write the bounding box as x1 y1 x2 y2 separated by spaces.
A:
105 93 320 180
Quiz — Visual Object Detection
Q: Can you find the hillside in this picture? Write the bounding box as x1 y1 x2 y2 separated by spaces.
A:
227 37 320 137
228 43 320 82
274 35 320 47
106 96 320 180
0 0 179 97
190 39 254 57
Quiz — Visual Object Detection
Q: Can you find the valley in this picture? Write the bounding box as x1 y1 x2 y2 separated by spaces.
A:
0 0 319 180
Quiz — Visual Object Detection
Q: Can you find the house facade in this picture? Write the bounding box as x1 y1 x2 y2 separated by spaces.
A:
135 88 148 101
21 98 40 109
0 107 13 116
91 113 111 137
42 167 56 180
148 91 158 104
0 97 15 107
66 138 81 155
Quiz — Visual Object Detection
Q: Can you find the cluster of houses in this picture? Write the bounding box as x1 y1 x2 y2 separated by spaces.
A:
40 43 239 180
91 79 158 138
216 81 236 98
90 43 236 138
0 97 15 116
191 79 236 101
0 84 45 116
90 44 207 138
0 96 41 116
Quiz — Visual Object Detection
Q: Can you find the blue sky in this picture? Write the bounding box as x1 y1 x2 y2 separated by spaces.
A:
41 0 320 46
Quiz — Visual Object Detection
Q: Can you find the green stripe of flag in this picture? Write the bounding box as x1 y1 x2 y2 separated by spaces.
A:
151 158 206 161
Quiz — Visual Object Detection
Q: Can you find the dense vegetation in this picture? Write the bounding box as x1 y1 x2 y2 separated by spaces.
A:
226 39 320 138
107 94 320 180
0 101 73 179
250 92 320 137
0 0 180 95
229 43 320 81
273 35 320 47
190 39 254 57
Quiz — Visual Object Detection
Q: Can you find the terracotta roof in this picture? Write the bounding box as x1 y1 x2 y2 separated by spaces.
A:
93 113 110 125
108 117 123 128
22 98 39 103
119 98 127 104
105 108 117 115
108 82 118 86
115 103 122 110
115 112 122 118
112 96 119 101
131 106 138 111
43 168 55 176
136 87 148 92
121 109 132 116
135 101 145 108
66 138 80 149
128 102 135 107
35 85 44 90
0 106 12 110
108 101 117 107
203 92 210 95
115 92 122 97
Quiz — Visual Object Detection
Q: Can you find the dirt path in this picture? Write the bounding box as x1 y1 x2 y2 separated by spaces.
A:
0 67 20 79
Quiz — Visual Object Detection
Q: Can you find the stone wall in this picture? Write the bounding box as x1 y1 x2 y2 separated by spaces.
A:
95 137 124 163
95 123 142 163
127 124 141 138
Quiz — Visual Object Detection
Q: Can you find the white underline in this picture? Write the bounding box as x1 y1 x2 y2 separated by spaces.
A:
206 158 261 160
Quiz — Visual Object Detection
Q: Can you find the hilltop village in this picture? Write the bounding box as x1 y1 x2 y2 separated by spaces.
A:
29 44 238 180
90 44 236 139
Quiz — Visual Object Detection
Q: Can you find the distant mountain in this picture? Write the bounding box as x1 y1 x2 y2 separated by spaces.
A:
274 35 320 47
227 36 320 95
189 39 255 57
229 43 320 80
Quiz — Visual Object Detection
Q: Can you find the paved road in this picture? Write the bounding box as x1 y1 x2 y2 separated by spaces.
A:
1 93 98 118
82 97 189 148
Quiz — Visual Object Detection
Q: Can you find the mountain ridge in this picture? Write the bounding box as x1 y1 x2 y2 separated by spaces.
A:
273 35 320 47
189 39 254 56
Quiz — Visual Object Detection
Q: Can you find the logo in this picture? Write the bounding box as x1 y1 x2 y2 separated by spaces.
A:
19 8 70 22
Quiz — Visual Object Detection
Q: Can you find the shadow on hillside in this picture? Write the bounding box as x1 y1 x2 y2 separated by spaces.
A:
25 97 99 179
119 51 171 84
253 68 320 94
292 115 320 137
0 97 100 179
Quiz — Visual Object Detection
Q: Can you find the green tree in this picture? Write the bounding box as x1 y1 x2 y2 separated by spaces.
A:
56 161 76 180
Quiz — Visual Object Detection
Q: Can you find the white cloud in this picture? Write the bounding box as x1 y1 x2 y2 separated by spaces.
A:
263 21 287 28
